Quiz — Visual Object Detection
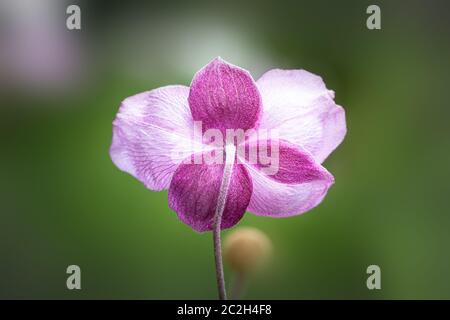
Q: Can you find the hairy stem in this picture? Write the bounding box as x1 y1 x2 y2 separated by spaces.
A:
213 144 236 300
213 221 227 300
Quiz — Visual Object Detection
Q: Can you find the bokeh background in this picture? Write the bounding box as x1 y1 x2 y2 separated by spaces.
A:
1 0 450 299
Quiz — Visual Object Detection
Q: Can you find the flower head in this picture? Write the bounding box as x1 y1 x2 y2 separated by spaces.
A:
224 227 272 274
110 57 346 232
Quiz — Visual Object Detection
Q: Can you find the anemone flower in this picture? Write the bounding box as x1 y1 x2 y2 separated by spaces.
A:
110 57 346 299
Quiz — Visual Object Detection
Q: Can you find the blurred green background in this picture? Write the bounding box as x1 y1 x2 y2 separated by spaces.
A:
1 0 450 299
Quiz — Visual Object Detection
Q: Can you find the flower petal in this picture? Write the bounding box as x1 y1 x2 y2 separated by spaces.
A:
188 57 262 135
239 139 334 217
168 153 253 232
110 85 205 191
256 69 346 163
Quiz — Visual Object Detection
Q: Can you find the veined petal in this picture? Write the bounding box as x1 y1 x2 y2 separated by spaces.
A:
239 139 334 217
188 57 262 135
257 69 346 163
168 153 252 232
110 85 205 191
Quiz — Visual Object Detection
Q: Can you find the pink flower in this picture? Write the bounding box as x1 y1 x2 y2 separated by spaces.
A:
110 57 346 232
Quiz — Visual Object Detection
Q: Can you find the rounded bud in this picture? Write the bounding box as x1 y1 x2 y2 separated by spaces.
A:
224 227 272 273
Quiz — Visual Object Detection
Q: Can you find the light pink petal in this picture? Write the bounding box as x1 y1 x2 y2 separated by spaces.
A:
239 139 334 217
168 153 252 232
256 69 346 163
110 85 205 191
188 57 262 135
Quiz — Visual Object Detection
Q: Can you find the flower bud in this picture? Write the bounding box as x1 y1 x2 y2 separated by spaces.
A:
224 227 272 273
